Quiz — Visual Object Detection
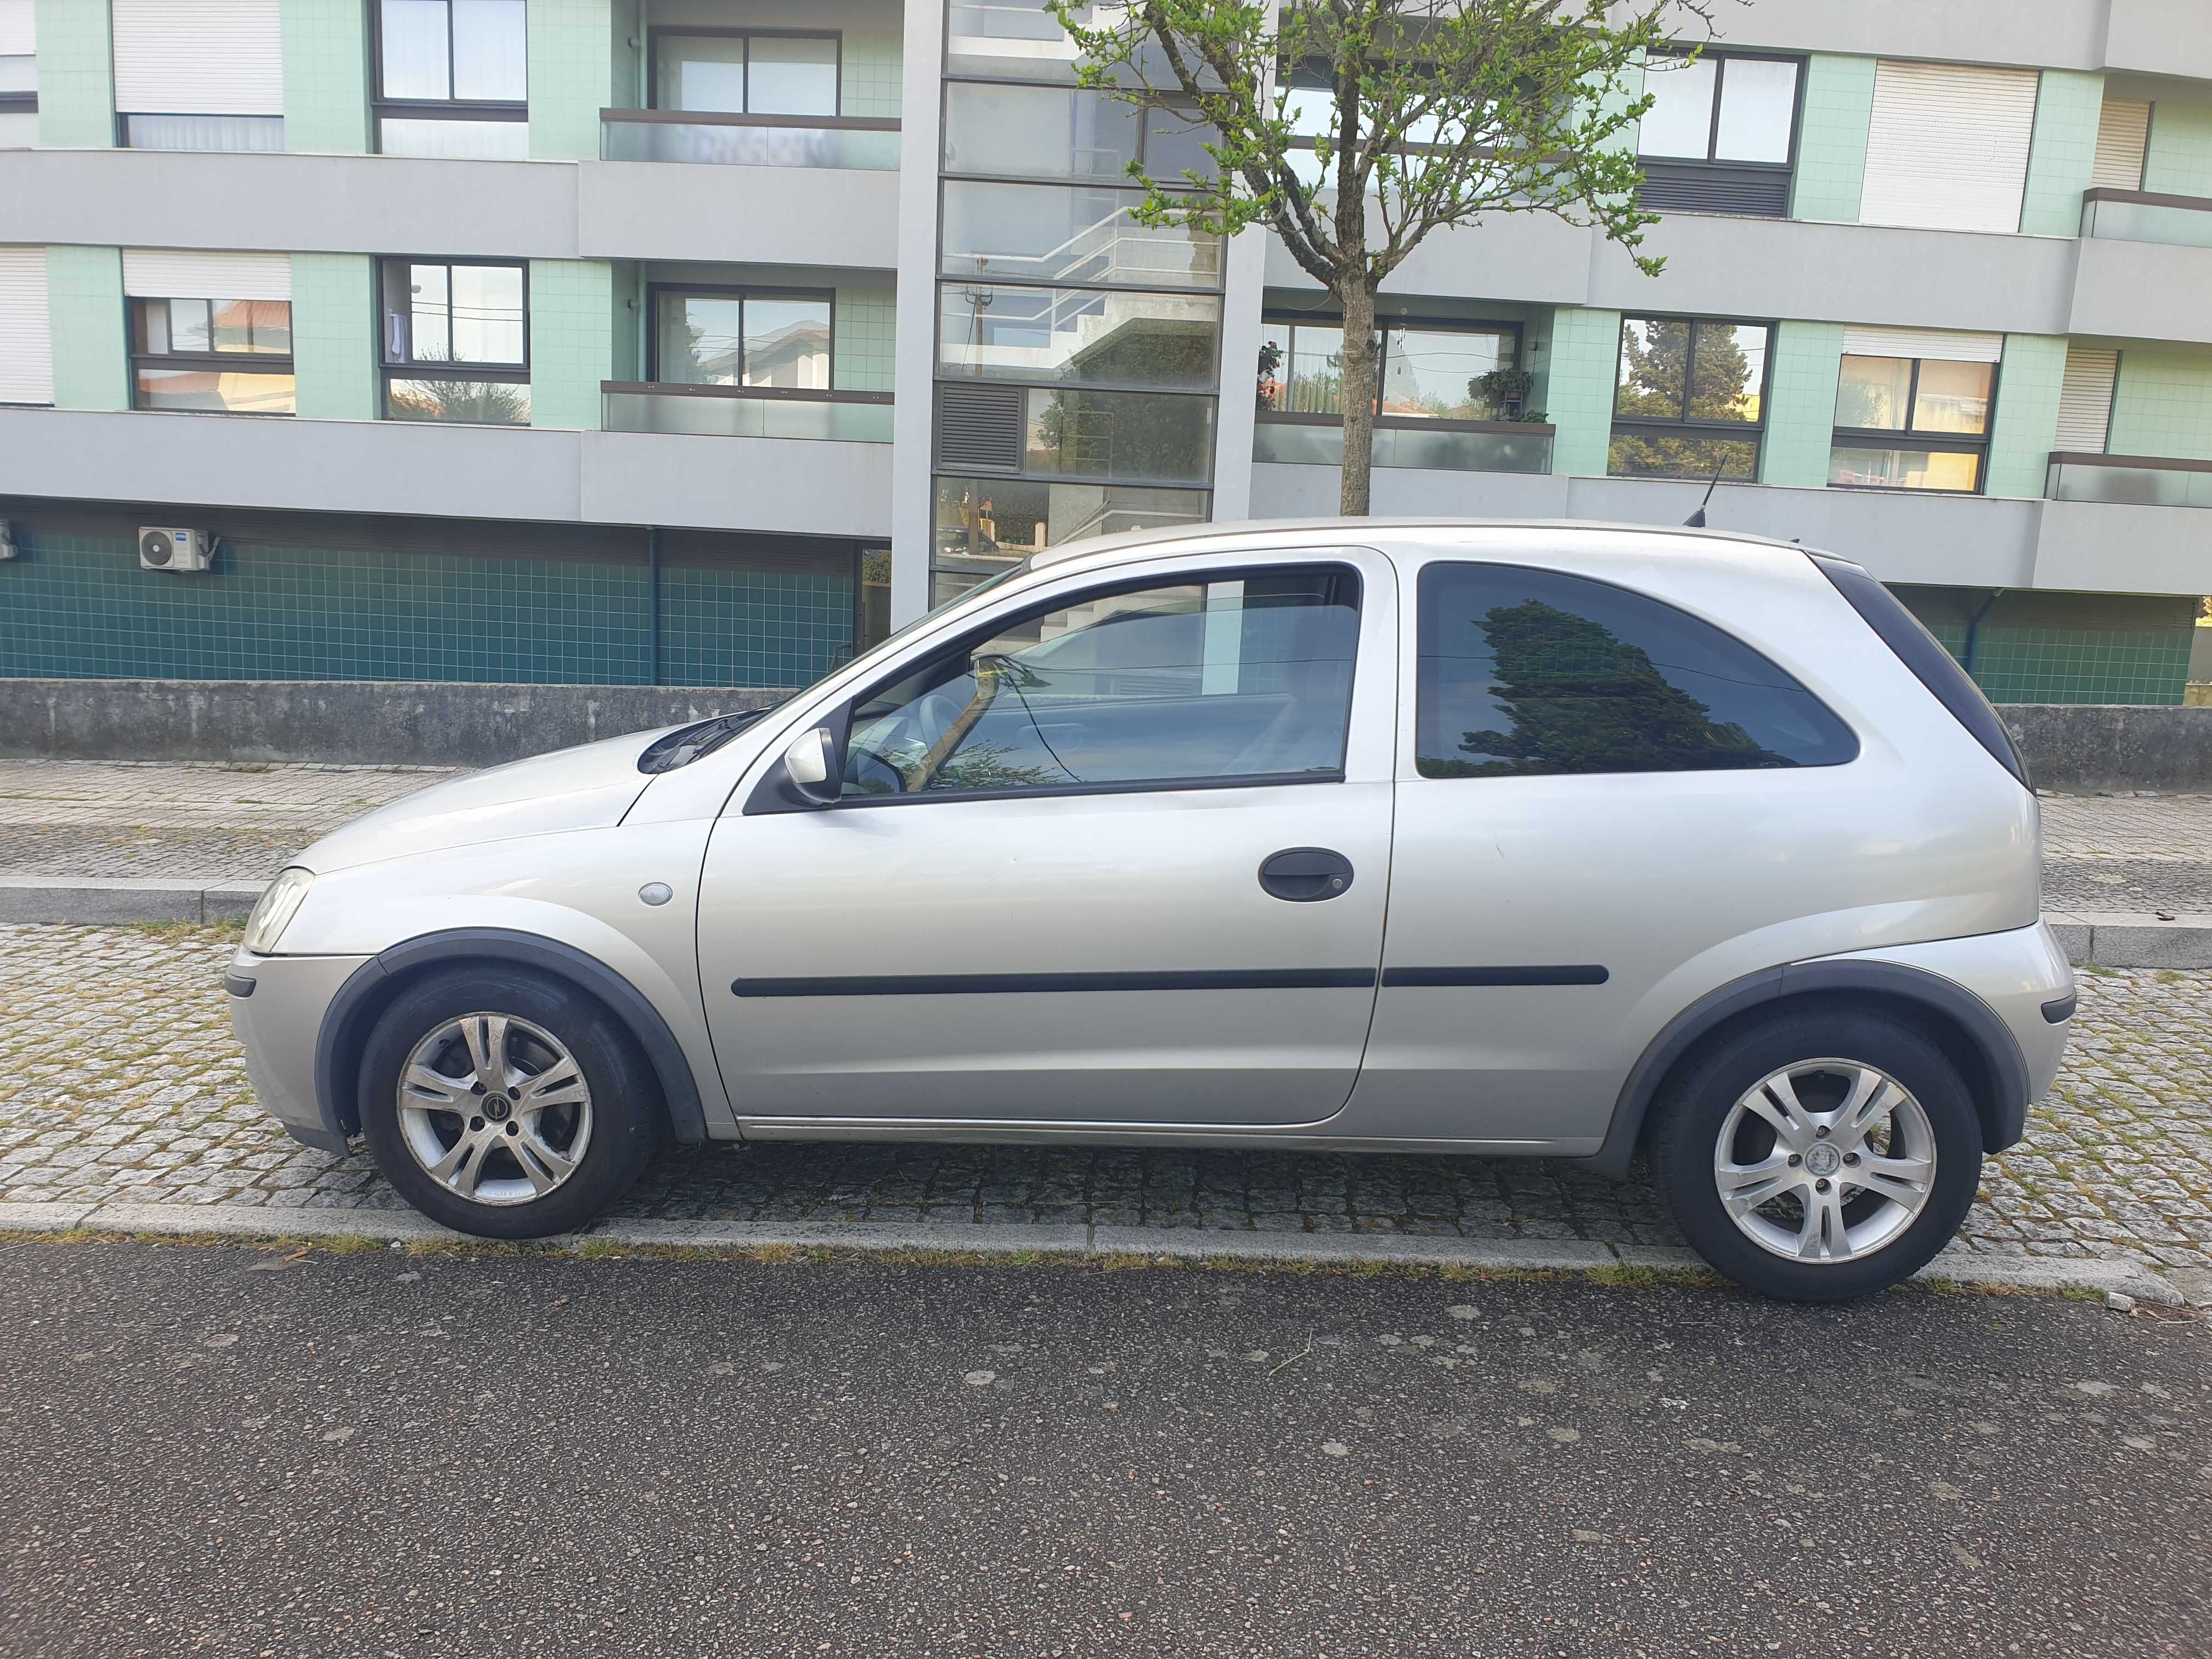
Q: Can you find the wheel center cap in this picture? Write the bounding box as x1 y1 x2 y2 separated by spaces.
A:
482 1094 512 1122
1804 1142 1842 1178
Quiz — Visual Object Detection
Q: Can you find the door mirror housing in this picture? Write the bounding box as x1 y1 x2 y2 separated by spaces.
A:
780 726 842 808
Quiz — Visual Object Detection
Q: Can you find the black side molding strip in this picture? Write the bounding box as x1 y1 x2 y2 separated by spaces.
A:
2041 991 2077 1024
731 968 1379 997
1383 966 1609 988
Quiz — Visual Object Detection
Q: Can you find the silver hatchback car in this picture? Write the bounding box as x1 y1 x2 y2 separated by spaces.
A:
229 520 2072 1300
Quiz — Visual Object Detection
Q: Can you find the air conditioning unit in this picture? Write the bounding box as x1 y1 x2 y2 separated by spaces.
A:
139 526 215 573
0 521 16 561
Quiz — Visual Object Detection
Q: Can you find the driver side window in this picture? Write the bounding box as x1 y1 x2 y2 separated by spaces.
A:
840 566 1361 799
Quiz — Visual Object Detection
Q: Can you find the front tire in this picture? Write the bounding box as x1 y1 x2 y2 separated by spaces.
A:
1649 1009 1983 1301
359 965 663 1239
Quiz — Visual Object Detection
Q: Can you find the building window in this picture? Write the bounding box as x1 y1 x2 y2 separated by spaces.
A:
1257 319 1522 419
1609 316 1769 482
651 30 838 116
379 258 530 425
375 0 527 159
1829 354 1992 493
1637 49 1801 217
130 297 296 415
651 287 833 387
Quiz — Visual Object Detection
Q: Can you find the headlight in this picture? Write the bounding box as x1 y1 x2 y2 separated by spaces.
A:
243 867 315 955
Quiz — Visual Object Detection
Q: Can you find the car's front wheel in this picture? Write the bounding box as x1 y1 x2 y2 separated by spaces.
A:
359 965 663 1239
1649 1010 1983 1301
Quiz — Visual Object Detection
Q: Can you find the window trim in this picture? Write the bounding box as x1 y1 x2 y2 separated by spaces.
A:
1827 353 1999 497
128 296 298 417
1607 312 1774 481
1638 46 1806 172
370 0 529 145
798 561 1365 812
644 281 838 388
646 25 842 116
1409 558 1860 781
1257 312 1528 425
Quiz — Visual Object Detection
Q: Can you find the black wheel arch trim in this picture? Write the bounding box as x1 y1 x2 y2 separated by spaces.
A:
312 928 709 1147
1582 958 2031 1180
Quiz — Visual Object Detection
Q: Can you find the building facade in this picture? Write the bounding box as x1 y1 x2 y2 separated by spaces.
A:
1 0 2209 701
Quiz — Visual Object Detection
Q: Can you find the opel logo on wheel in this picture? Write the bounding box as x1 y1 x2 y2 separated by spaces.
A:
1804 1142 1842 1178
482 1094 512 1122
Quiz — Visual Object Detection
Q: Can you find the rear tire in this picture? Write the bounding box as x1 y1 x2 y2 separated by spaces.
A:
1649 1009 1983 1302
359 965 663 1239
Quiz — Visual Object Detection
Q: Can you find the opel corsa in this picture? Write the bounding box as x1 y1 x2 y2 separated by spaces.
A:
228 521 2073 1301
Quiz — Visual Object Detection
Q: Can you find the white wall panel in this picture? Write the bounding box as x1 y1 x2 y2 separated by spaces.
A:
122 247 292 300
0 245 53 405
2056 347 2119 452
112 0 283 115
1840 325 2004 363
1860 61 2037 235
2092 99 2151 190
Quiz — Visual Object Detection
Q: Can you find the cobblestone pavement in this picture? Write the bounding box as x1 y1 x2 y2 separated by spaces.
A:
1 923 2206 1280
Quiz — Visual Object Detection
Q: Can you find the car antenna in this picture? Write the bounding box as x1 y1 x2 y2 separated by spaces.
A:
1683 452 1729 527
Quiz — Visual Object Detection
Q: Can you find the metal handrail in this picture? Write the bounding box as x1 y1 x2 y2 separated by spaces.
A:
2081 186 2212 213
1257 409 1555 435
2047 450 2212 473
602 381 893 404
600 108 900 131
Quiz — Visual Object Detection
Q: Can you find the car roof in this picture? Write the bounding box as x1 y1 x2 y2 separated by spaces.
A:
1029 517 1841 574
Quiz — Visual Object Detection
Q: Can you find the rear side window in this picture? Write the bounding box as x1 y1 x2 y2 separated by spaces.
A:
1415 562 1859 778
1809 554 2028 788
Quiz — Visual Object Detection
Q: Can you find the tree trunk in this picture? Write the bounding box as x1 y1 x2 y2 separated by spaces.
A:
1336 279 1378 517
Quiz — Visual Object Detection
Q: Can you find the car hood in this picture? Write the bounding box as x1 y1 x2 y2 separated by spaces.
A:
292 729 672 873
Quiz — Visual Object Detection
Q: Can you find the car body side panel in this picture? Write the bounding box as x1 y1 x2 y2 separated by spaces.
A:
227 951 373 1150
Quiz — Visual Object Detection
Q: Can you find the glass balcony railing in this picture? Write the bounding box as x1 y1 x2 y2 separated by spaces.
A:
602 383 895 442
1252 414 1554 473
2078 188 2212 251
599 110 900 170
2047 451 2212 509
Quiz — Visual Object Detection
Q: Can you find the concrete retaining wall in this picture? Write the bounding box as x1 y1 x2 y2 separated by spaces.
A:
1 679 2209 786
0 680 794 769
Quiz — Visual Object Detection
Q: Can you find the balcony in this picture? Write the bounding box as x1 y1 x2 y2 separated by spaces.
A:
2079 187 2212 251
599 110 900 170
1252 413 1554 474
602 383 894 443
2047 451 2212 510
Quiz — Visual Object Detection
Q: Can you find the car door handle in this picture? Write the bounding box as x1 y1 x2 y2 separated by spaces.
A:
1258 847 1355 902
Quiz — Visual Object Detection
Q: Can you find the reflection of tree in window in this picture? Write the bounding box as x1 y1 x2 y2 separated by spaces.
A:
1610 320 1760 481
1430 600 1785 776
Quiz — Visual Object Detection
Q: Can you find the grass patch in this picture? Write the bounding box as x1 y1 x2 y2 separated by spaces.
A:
125 919 246 944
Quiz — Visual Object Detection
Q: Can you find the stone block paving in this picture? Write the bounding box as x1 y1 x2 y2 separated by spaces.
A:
1 922 2207 1278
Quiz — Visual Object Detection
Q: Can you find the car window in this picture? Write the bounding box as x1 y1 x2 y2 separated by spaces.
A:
1415 562 1857 778
842 566 1361 798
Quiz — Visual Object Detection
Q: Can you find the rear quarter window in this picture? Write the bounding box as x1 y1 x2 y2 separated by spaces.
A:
1415 562 1860 778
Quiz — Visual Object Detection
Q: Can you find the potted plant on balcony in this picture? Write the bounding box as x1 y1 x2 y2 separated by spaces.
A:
1473 367 1536 421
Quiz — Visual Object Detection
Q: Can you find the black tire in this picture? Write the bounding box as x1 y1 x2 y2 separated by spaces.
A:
359 964 664 1239
1648 1009 1983 1302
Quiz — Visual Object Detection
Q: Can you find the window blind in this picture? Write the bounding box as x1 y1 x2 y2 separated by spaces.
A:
0 245 53 406
0 0 35 56
111 0 283 116
2055 348 2119 453
1839 326 2003 364
122 248 293 301
2092 100 2151 191
1859 61 2037 235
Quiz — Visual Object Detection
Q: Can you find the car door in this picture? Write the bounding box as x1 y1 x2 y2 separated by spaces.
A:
696 546 1397 1127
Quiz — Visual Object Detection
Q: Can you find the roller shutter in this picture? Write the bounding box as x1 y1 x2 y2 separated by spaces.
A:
0 246 53 406
2092 100 2151 191
122 248 292 301
111 0 283 116
1859 61 2037 235
2055 348 2119 453
1839 326 2002 364
0 0 34 55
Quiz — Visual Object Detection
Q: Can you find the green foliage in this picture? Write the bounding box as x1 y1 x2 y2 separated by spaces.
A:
1608 318 1760 479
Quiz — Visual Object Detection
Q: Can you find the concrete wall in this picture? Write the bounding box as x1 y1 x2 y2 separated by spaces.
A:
2001 704 2212 793
0 680 793 768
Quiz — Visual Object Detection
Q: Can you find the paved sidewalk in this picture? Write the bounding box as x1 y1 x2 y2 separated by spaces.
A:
0 923 2205 1299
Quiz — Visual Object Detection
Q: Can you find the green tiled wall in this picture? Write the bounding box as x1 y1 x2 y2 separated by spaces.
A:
0 529 854 687
527 0 611 162
1921 619 2192 706
1790 55 1874 223
2108 347 2212 462
1544 306 1621 478
834 280 896 393
1758 320 1844 489
608 261 641 382
290 253 378 420
35 0 115 148
528 259 614 431
45 245 127 410
2017 70 2104 237
2144 98 2212 198
1596 53 1644 154
1984 334 2069 498
841 15 904 118
280 0 373 154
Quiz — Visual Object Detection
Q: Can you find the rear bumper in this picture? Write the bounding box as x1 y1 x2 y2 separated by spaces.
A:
226 949 375 1154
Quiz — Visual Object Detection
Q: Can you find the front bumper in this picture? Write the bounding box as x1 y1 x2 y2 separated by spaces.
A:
226 948 374 1154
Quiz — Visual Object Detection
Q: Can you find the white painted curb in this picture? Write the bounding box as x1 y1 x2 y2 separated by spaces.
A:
0 1201 2186 1304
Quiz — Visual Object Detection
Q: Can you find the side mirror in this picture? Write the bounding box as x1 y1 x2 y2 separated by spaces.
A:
780 726 842 809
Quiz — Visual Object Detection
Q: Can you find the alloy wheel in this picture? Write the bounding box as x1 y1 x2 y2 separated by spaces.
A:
395 1012 595 1206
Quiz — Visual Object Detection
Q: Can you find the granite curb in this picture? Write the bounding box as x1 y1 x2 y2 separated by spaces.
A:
0 1201 2187 1304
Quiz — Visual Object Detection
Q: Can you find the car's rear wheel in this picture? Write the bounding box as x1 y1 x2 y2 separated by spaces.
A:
1648 1010 1983 1301
359 965 663 1239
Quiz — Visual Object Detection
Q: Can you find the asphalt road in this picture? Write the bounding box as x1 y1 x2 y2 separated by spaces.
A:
2 1242 2207 1659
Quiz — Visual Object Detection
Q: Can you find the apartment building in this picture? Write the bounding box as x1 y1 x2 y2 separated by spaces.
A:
1 0 2208 701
